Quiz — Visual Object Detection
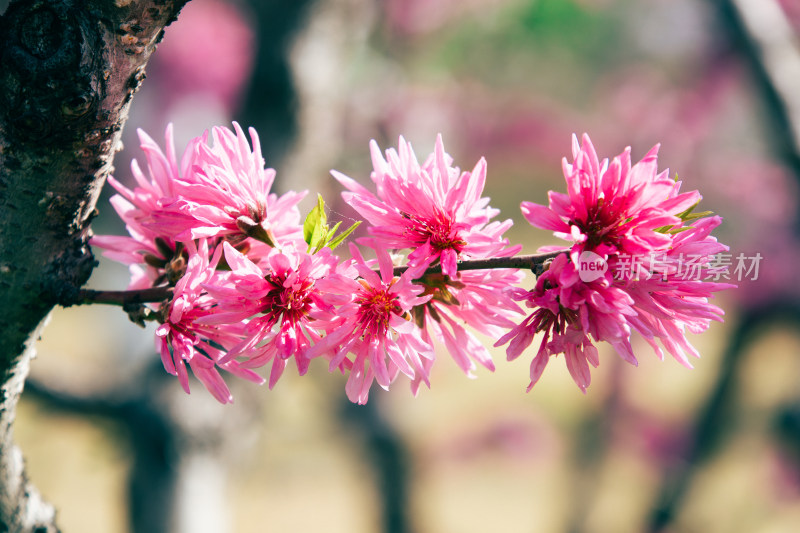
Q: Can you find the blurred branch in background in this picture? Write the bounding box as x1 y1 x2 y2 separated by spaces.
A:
285 3 415 532
280 0 378 194
645 2 800 530
646 302 800 532
720 0 800 175
25 359 263 533
566 365 624 533
340 397 414 533
234 0 317 169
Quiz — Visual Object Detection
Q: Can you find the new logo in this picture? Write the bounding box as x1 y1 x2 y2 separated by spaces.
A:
577 251 607 282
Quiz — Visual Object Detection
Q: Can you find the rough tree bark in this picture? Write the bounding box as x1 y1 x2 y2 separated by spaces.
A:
0 1 189 530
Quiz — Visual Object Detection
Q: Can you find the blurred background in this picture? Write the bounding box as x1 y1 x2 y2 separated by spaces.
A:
9 0 800 531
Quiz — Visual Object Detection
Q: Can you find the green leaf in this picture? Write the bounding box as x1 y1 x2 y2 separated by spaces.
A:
303 195 361 253
311 228 328 253
675 201 699 220
326 221 361 250
668 226 693 234
675 200 713 223
303 194 328 249
328 221 343 238
682 210 714 222
655 200 715 233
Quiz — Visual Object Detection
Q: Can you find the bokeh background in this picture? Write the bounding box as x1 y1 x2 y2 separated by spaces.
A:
7 0 800 531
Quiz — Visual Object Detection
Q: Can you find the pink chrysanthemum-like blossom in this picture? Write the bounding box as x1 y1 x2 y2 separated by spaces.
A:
93 123 307 289
522 133 700 257
614 215 733 366
201 242 339 388
499 135 733 392
309 245 435 404
91 125 206 287
154 240 264 403
411 261 524 382
497 254 637 392
150 123 305 246
94 122 734 404
333 135 519 277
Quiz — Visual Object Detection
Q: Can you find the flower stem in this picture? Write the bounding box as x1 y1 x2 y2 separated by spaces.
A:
73 249 569 307
75 286 173 307
394 249 568 277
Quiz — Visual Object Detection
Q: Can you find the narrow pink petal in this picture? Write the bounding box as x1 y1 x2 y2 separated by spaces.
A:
521 202 570 232
526 350 550 392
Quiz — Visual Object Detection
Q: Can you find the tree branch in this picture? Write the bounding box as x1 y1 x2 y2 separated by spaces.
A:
66 249 567 310
0 1 190 530
392 250 567 277
647 301 800 532
721 0 800 174
75 286 173 306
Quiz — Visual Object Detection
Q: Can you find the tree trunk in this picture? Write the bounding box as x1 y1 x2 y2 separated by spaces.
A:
0 1 189 530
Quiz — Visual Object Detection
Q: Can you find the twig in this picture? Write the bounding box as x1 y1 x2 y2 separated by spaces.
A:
723 0 800 173
393 249 568 276
75 286 173 307
646 302 800 532
73 249 569 307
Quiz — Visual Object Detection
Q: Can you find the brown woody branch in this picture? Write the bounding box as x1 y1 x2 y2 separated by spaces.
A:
393 249 568 277
0 1 190 531
725 0 800 172
71 249 568 309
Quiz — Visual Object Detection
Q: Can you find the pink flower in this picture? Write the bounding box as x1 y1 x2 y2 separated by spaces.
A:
498 135 734 392
154 240 264 403
615 216 733 367
333 135 519 277
309 245 435 404
412 263 524 381
201 242 339 388
497 254 637 392
93 123 307 290
150 123 305 247
91 125 206 287
522 133 700 257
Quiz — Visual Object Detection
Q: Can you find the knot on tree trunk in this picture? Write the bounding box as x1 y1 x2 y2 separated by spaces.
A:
0 1 103 144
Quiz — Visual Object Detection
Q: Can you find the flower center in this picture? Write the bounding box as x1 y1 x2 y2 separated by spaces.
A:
575 203 625 250
356 281 402 333
402 211 466 253
262 273 313 324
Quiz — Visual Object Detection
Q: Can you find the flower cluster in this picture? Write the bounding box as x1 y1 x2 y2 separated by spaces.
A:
93 124 308 403
496 134 734 392
333 135 524 389
93 125 522 403
92 124 732 404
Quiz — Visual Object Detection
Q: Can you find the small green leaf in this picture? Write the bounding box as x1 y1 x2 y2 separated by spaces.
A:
328 221 343 238
675 201 700 220
303 194 328 249
668 226 693 234
655 201 715 233
327 221 361 250
310 228 328 253
682 210 714 222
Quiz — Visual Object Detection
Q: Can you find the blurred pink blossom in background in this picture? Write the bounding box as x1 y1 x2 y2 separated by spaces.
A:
149 0 256 115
